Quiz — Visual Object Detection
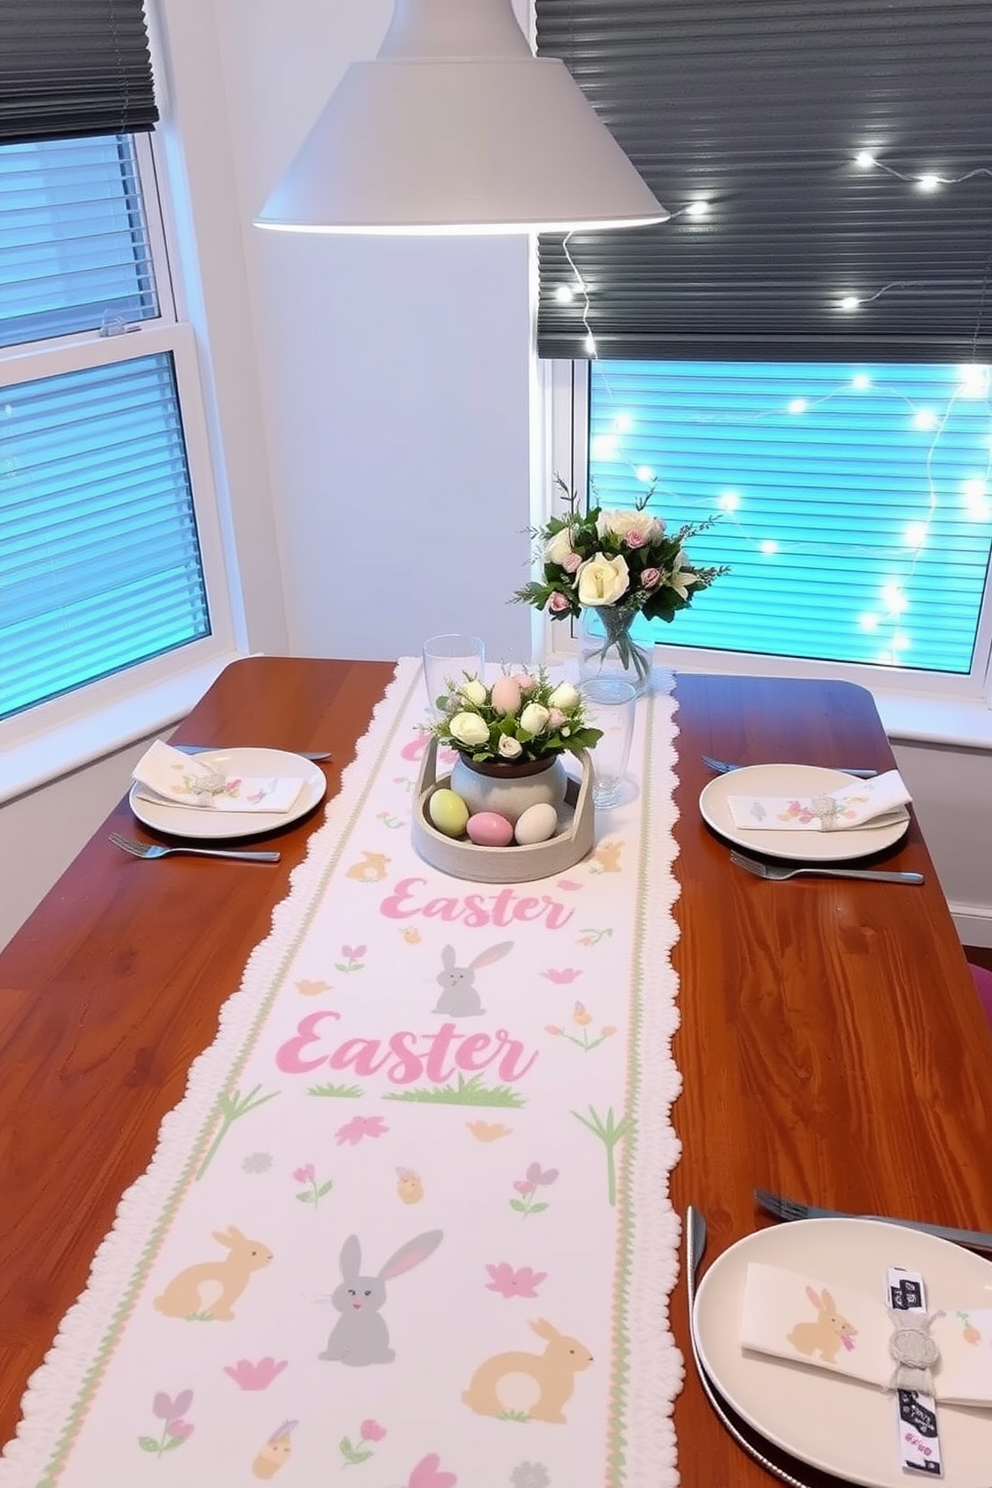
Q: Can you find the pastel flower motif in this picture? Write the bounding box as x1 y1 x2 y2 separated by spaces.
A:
572 1001 593 1026
223 1357 288 1391
541 968 582 985
140 1391 195 1457
544 1025 563 1036
409 1454 457 1488
467 1120 512 1142
526 1162 559 1187
511 1464 551 1488
337 1114 389 1146
341 944 367 960
152 1390 193 1422
510 1164 557 1218
485 1262 548 1299
296 977 331 997
293 1163 315 1184
339 1417 388 1467
242 1151 274 1174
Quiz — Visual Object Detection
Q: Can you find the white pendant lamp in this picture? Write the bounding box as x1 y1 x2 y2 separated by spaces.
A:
255 0 668 236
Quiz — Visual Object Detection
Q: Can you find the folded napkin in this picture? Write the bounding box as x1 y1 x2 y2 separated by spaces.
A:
727 768 911 831
132 740 303 813
741 1261 992 1408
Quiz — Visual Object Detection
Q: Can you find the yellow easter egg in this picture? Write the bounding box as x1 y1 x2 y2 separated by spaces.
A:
428 788 470 838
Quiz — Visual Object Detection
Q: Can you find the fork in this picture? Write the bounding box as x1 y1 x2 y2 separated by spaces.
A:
729 849 923 885
686 1207 815 1487
754 1187 992 1255
702 753 877 779
110 833 280 863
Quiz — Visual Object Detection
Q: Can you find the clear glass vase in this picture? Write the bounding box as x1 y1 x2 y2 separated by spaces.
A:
578 603 654 696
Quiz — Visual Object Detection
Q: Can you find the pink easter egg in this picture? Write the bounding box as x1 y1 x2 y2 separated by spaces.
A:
490 674 523 716
466 811 515 847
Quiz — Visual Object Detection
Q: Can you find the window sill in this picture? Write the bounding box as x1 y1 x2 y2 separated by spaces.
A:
0 650 248 806
873 691 992 751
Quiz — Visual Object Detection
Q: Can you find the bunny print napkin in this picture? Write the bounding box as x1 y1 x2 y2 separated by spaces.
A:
741 1262 992 1407
727 769 912 832
132 740 304 813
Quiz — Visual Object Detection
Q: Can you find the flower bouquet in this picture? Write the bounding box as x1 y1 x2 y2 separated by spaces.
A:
513 479 726 690
428 669 601 765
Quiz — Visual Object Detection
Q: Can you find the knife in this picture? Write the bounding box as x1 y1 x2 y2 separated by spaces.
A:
174 743 332 762
756 1190 992 1256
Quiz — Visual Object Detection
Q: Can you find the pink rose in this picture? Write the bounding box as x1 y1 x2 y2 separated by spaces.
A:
548 591 571 614
517 673 539 692
640 567 662 589
547 707 566 728
563 551 583 573
625 530 647 549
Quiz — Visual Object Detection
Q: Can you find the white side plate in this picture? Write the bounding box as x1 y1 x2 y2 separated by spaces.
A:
699 763 909 862
130 748 326 840
694 1217 992 1487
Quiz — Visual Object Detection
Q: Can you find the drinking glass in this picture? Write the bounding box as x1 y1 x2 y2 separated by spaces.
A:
581 677 636 808
422 634 486 716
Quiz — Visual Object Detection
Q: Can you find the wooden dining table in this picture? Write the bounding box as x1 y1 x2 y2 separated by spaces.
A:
1 654 989 1488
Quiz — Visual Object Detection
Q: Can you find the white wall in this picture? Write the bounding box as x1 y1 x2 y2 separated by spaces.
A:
1 0 989 952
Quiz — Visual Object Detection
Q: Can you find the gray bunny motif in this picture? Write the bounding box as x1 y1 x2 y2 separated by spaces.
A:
433 941 513 1017
318 1230 443 1366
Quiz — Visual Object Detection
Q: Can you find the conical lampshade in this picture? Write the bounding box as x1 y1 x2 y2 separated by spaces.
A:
255 0 667 235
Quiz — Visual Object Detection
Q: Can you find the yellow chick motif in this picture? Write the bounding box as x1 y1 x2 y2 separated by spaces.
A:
252 1421 297 1479
396 1166 424 1204
400 928 422 945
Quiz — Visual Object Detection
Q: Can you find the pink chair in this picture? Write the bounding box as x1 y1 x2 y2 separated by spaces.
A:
969 963 992 1027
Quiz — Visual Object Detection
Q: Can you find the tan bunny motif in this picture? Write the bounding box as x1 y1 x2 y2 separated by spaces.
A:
787 1285 858 1364
346 850 390 883
462 1317 593 1423
153 1225 273 1321
589 841 623 874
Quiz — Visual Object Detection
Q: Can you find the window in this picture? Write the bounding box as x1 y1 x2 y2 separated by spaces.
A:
0 132 232 732
537 0 992 704
579 357 992 678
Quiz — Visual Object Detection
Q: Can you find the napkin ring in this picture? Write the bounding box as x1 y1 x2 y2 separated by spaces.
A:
809 794 846 830
886 1309 943 1394
186 769 227 800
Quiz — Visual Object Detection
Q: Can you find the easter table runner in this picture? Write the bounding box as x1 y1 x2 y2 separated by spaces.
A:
0 658 684 1488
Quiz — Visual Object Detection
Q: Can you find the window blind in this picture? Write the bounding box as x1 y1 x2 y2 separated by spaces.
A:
0 0 158 145
1 353 210 720
0 136 158 348
536 1 992 362
589 359 992 673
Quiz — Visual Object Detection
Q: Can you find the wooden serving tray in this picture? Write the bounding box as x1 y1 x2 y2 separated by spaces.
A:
411 738 595 883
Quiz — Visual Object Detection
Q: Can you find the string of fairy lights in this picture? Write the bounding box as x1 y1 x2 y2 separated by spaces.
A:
552 154 992 667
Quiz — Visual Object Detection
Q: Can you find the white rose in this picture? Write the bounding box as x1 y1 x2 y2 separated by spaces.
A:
577 552 630 606
547 681 579 710
597 509 663 545
545 525 576 566
519 702 550 735
447 711 490 747
458 678 488 706
498 734 523 760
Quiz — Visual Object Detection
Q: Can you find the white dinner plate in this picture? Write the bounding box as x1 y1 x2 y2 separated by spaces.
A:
129 748 326 840
694 1217 992 1488
699 763 910 862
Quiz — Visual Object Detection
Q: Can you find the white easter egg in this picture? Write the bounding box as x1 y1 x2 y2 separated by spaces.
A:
513 802 558 846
